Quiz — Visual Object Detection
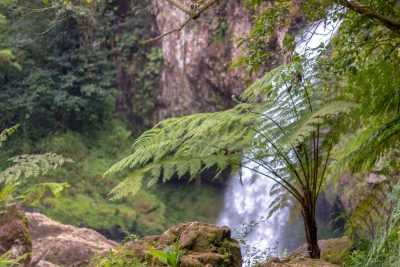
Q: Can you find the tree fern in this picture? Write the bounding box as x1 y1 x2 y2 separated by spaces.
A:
106 54 357 257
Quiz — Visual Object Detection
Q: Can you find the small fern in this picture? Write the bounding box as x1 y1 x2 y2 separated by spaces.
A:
147 245 183 267
0 127 72 207
0 153 73 183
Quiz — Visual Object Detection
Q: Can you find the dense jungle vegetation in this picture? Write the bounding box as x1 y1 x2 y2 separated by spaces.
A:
0 0 222 240
1 0 400 266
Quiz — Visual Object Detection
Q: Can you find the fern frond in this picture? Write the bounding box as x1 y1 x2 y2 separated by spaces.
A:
0 153 73 184
331 115 400 176
0 125 19 148
105 105 258 185
242 63 302 103
109 169 145 200
108 153 241 199
279 101 358 148
21 182 70 205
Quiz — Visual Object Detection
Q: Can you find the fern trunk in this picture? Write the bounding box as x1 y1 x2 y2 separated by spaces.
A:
302 206 321 259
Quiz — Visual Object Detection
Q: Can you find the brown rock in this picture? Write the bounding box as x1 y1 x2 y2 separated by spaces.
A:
26 212 117 267
0 206 32 266
261 257 340 267
125 222 242 267
261 237 351 267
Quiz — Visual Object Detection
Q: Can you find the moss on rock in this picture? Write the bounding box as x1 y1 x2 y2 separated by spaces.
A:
94 222 242 267
0 206 32 266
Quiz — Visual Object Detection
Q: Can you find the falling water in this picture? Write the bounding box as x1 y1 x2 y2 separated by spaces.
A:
217 11 343 267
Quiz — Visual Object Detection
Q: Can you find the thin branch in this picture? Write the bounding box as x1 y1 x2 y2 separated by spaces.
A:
143 16 192 44
245 108 310 187
164 0 191 14
249 126 306 190
144 0 220 43
239 162 304 204
244 153 304 196
316 145 332 198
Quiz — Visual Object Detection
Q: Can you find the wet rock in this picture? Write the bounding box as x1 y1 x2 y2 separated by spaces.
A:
124 222 242 267
26 212 117 267
0 206 32 266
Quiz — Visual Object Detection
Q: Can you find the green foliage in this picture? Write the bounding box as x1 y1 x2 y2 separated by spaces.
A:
326 21 400 178
0 254 19 267
345 179 393 240
106 104 258 199
147 245 183 267
236 0 295 73
0 49 20 71
0 125 18 148
106 56 356 213
345 184 400 267
0 153 72 183
91 248 146 267
0 0 161 135
1 121 222 239
0 128 71 208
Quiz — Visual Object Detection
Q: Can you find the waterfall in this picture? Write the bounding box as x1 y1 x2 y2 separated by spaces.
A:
217 11 343 267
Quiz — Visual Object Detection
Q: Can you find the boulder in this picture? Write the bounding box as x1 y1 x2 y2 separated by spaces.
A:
26 212 117 267
124 222 242 267
0 206 32 266
261 237 351 267
261 258 340 267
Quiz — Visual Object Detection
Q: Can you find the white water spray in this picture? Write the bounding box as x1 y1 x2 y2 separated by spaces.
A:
217 11 343 267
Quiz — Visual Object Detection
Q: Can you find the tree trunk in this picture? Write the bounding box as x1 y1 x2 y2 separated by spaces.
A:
302 207 321 259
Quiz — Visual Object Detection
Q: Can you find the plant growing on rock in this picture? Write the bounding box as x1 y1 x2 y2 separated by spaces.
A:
147 244 183 267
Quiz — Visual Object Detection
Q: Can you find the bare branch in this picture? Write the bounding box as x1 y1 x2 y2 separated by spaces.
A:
164 0 191 14
144 0 220 44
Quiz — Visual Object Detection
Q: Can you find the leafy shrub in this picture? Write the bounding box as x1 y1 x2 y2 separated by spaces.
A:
345 185 400 267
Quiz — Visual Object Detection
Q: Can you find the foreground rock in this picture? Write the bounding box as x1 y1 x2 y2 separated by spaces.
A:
261 258 340 267
261 237 351 267
26 212 117 267
124 222 242 267
1 211 240 267
0 207 32 265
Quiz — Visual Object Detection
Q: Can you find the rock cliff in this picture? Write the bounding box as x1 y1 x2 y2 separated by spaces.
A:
152 0 252 119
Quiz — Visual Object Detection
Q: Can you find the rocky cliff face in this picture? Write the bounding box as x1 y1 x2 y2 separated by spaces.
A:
110 0 304 123
151 0 305 120
152 0 252 120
